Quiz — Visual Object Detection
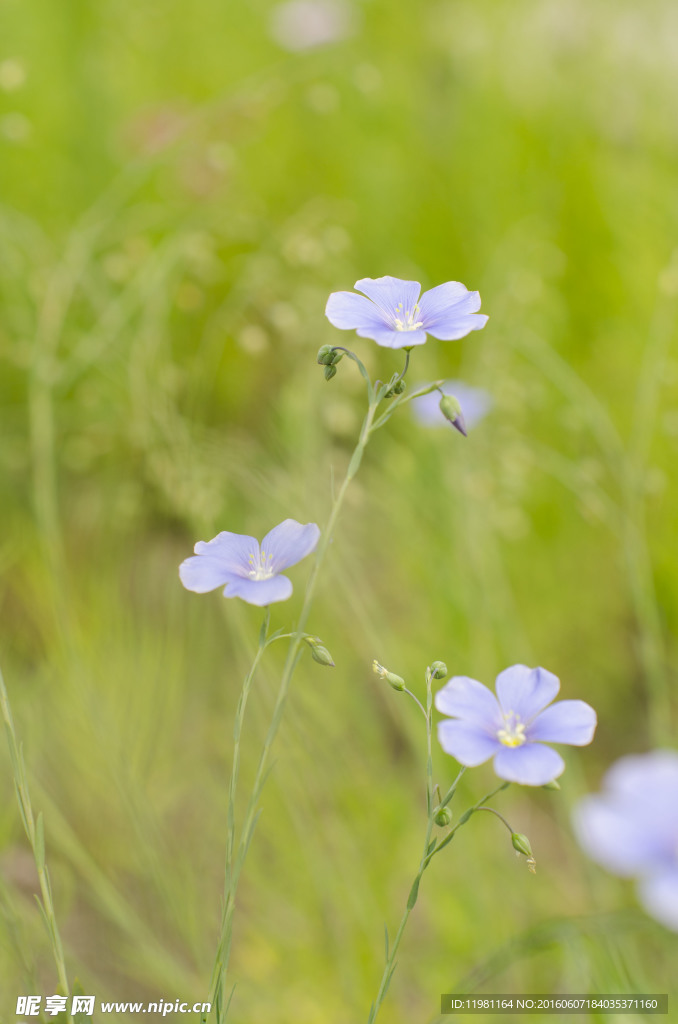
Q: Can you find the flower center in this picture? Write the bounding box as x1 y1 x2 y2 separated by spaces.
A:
497 711 527 748
393 302 424 332
248 550 275 580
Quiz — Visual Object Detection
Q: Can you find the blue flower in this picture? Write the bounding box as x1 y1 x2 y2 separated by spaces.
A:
573 751 678 932
325 276 488 349
435 665 597 786
412 380 492 431
179 519 320 606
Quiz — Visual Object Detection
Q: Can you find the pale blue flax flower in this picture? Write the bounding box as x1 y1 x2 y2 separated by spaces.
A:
573 751 678 932
325 276 488 349
412 380 492 431
179 519 320 606
435 665 596 786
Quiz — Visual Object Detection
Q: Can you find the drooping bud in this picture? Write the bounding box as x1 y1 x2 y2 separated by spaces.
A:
304 636 335 667
511 832 536 871
430 661 448 680
511 832 533 858
434 806 452 827
392 379 406 395
439 394 467 437
324 363 337 381
372 660 405 691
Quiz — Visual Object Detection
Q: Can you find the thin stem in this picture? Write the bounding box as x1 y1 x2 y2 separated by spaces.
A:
0 662 72 1020
473 806 514 834
210 350 406 1020
207 609 271 1013
402 687 427 722
368 667 434 1023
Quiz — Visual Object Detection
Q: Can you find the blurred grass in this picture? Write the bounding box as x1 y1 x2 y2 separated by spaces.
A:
1 0 678 1020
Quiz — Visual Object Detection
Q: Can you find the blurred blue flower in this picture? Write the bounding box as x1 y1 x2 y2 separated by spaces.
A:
573 751 678 932
179 519 320 606
435 665 596 786
325 276 488 350
412 380 492 431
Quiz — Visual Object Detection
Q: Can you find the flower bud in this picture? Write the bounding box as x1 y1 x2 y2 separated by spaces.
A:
439 394 467 437
324 363 337 381
511 832 533 858
317 344 335 365
304 636 335 667
434 806 452 827
430 661 447 680
372 660 405 691
317 344 343 366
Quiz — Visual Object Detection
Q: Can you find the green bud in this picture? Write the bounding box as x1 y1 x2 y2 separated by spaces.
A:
439 394 467 437
304 636 335 667
434 806 452 827
317 344 335 365
511 832 533 858
542 779 561 791
430 661 447 680
372 660 405 691
324 363 337 381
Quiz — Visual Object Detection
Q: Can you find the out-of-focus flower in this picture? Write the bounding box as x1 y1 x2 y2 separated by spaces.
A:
435 665 596 786
179 519 320 606
270 0 354 52
325 276 488 349
412 381 492 431
573 751 678 932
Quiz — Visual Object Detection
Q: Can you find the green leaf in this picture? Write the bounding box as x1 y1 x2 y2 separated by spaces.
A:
407 876 420 909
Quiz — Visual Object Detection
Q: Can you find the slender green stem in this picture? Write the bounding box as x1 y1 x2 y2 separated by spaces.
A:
207 609 271 1013
209 349 413 1021
0 662 72 1021
368 666 435 1024
368 777 510 1022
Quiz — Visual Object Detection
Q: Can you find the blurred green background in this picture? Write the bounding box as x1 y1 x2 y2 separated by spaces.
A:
1 0 677 1020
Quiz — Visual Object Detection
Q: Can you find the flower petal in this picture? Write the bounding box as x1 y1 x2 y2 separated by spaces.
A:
528 700 597 746
354 276 421 319
435 676 501 729
604 750 678 801
179 555 240 594
193 531 259 577
426 312 489 341
418 282 488 340
223 575 293 606
638 869 678 932
325 291 390 332
572 794 668 877
495 665 560 722
357 326 427 349
493 743 565 785
261 519 320 573
437 720 501 766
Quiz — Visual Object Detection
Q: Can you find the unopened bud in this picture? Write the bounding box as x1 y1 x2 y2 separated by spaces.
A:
324 363 337 381
430 661 447 680
304 636 335 667
542 779 560 791
511 832 533 859
372 660 405 691
317 344 343 366
434 806 452 827
439 394 467 437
